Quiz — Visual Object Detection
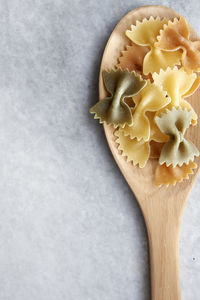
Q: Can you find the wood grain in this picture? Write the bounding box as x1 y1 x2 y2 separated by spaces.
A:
99 5 200 300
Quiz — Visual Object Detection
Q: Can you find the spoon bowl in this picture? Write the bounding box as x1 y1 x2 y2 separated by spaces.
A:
99 5 200 300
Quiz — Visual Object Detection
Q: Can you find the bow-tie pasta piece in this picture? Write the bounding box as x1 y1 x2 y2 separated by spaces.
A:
115 112 169 167
116 44 149 74
114 129 150 168
155 17 200 72
155 161 197 187
126 17 182 75
153 67 198 124
155 107 200 167
120 80 171 141
90 68 146 128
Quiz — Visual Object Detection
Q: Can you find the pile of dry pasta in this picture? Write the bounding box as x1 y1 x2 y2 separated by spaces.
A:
90 16 200 187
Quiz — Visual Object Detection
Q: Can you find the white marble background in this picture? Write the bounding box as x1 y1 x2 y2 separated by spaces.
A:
0 0 199 299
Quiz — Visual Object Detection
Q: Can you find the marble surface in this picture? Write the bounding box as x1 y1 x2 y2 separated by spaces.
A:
0 0 200 299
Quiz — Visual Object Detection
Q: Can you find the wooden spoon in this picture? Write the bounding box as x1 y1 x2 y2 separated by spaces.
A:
99 5 200 300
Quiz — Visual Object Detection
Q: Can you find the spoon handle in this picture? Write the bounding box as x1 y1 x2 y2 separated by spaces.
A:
141 197 183 300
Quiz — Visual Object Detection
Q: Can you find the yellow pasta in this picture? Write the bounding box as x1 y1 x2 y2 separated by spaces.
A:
115 129 150 168
120 80 171 141
155 107 199 167
155 17 200 71
155 161 197 187
126 17 182 75
115 112 168 168
153 67 198 124
183 76 200 98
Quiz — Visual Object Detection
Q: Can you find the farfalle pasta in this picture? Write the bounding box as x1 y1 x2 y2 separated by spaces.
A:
120 80 170 141
114 130 150 168
126 17 182 75
90 68 146 128
153 67 198 124
155 17 200 71
116 44 149 74
90 13 200 187
155 108 199 167
155 161 197 187
115 112 168 167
